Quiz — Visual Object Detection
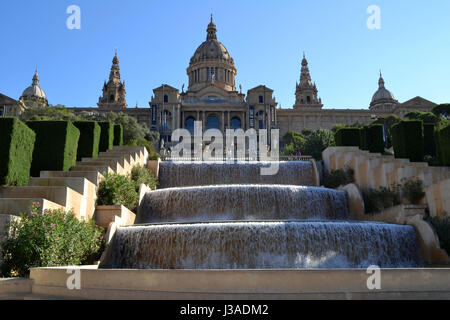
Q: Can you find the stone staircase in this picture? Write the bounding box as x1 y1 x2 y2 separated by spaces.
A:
322 147 450 217
0 146 148 221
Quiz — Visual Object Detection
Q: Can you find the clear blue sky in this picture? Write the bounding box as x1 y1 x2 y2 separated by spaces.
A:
1 0 449 109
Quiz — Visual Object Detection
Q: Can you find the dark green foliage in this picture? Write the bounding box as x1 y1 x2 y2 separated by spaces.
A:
423 124 436 157
428 216 450 255
114 124 124 146
367 124 384 153
26 121 80 177
130 165 158 191
432 104 450 119
401 179 426 204
391 120 424 162
1 202 104 277
20 105 78 122
372 114 401 148
435 123 450 166
405 111 439 124
73 121 101 161
363 186 401 214
98 121 114 152
359 126 369 151
0 118 36 186
97 173 139 211
302 129 335 160
334 128 361 147
324 167 355 189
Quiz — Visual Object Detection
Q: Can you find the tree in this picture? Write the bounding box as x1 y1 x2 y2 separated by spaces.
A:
372 114 401 149
20 105 79 122
405 111 439 124
432 104 450 119
302 129 335 160
282 131 306 155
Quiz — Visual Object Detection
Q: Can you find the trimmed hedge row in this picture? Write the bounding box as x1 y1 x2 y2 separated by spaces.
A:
334 128 361 147
99 121 114 152
423 123 436 157
391 120 424 162
436 123 450 166
26 121 80 177
0 117 36 186
114 124 124 146
73 121 101 161
335 125 384 154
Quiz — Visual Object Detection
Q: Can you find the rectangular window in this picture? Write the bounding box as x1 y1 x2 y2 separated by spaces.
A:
259 120 264 129
206 67 210 81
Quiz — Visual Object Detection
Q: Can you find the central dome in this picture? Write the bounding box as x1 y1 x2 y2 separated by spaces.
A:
189 16 234 66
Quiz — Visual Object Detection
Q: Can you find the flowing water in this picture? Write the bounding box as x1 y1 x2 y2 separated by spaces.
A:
100 161 422 269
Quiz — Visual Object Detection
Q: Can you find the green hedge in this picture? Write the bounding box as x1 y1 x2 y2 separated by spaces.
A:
98 121 114 152
367 124 384 154
113 124 124 146
359 126 369 151
435 124 450 166
423 124 436 157
73 121 101 161
334 128 361 147
26 121 80 177
0 118 36 186
391 120 424 162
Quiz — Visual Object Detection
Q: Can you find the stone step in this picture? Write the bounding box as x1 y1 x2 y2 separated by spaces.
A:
71 165 113 176
83 157 131 175
28 177 96 220
0 198 64 216
40 171 104 186
0 186 83 219
76 160 121 174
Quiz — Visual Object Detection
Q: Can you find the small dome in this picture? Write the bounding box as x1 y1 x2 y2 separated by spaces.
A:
371 73 396 103
21 70 47 100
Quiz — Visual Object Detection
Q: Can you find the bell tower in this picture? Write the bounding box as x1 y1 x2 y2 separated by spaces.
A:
98 50 128 109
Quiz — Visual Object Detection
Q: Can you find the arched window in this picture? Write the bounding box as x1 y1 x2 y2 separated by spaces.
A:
185 117 195 135
206 116 220 130
231 117 241 130
164 95 168 103
307 96 311 103
162 119 169 132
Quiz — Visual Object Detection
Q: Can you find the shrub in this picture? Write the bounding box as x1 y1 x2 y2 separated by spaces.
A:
1 202 104 277
26 121 80 177
428 216 450 255
324 167 354 189
435 123 450 166
0 118 36 186
362 186 401 214
73 121 101 161
98 121 114 152
359 126 369 151
367 124 384 154
372 114 401 149
303 129 335 160
114 124 124 146
130 166 158 191
334 128 361 147
97 173 139 211
401 179 426 204
391 120 424 162
423 124 436 157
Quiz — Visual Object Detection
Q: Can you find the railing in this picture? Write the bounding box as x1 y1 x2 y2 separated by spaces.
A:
161 156 313 162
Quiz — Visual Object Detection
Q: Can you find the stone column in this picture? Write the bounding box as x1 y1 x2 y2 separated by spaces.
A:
177 105 181 128
172 105 175 131
227 111 231 130
222 112 225 132
203 111 206 129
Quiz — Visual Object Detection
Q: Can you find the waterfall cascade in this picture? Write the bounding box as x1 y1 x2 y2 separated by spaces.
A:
100 161 422 269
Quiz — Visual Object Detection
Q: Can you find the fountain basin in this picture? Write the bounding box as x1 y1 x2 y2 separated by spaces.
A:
99 221 422 270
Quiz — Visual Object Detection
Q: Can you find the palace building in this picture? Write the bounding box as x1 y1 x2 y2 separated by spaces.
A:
2 16 437 148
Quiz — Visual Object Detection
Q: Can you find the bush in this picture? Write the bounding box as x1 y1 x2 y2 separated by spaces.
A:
362 186 401 214
391 120 424 162
73 121 101 161
97 173 139 211
359 126 369 151
401 179 426 204
324 167 354 189
26 121 80 177
367 124 385 153
130 166 158 191
1 202 104 277
114 124 124 146
435 123 450 166
0 118 36 186
334 128 361 147
428 216 450 255
372 114 401 149
98 121 114 152
423 124 436 157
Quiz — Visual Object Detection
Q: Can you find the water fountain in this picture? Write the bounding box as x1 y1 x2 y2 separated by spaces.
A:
100 161 422 269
